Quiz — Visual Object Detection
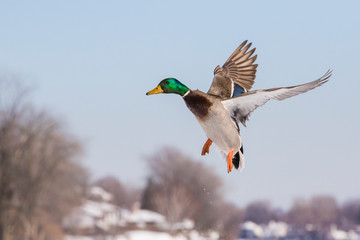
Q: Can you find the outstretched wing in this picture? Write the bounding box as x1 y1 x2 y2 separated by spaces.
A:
208 40 258 99
221 70 332 127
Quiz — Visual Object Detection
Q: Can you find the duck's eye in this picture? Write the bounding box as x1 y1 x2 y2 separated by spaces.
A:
165 80 170 85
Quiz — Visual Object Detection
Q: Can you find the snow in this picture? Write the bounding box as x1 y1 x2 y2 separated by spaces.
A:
264 221 288 238
63 199 122 230
123 230 186 240
329 225 360 240
89 186 113 202
63 188 168 231
171 219 194 231
188 230 219 240
65 230 219 240
63 195 168 231
83 200 117 217
122 208 166 225
241 221 264 237
241 221 289 238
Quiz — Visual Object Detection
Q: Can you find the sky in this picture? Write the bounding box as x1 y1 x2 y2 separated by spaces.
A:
1 0 359 209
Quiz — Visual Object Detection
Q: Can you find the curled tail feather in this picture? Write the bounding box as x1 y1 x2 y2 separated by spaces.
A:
232 145 245 170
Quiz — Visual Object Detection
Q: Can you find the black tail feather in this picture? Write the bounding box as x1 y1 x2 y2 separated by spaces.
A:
232 152 240 169
232 144 244 170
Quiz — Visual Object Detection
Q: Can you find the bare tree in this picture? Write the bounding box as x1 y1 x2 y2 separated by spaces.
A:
341 199 360 228
287 195 339 237
0 77 88 240
141 147 226 230
216 202 245 240
287 198 313 228
310 195 338 228
244 200 274 224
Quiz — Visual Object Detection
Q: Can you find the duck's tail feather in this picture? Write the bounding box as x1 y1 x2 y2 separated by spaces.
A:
233 152 240 169
232 146 245 170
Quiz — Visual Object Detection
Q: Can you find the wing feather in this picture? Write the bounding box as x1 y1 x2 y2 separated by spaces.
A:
226 41 249 61
221 70 332 126
208 41 258 99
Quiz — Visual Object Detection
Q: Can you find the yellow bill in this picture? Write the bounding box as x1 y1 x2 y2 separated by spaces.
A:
146 85 163 95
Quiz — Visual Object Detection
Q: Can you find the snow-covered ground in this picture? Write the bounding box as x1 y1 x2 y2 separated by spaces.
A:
65 231 185 240
64 187 360 240
65 230 218 240
63 187 219 240
239 221 360 240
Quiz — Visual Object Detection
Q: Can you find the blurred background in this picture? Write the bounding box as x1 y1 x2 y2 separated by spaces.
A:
1 1 360 239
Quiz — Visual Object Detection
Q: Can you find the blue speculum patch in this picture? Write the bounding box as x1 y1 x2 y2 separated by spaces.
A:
233 83 245 97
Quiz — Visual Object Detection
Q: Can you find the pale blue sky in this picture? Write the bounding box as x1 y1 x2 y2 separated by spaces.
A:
1 0 359 208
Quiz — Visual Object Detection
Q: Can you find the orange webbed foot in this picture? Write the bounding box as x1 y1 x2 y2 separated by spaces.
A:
227 149 235 173
201 139 213 156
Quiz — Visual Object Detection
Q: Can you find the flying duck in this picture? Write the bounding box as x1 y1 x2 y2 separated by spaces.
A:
146 40 331 173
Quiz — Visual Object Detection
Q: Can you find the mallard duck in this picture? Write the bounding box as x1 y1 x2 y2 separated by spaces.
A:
146 40 331 173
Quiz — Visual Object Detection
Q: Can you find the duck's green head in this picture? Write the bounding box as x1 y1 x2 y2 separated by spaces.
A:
146 78 189 96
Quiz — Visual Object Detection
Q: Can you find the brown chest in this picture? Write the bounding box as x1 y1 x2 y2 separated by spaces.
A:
183 92 213 120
